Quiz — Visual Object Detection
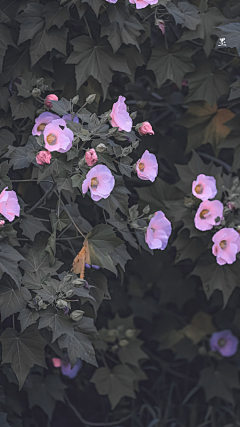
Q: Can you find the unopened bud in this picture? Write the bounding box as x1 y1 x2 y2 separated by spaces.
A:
32 88 41 98
72 95 79 105
86 94 96 104
96 143 107 153
72 278 85 286
64 274 72 282
143 205 150 214
65 290 74 298
56 299 68 309
125 329 136 339
119 339 129 347
130 111 137 120
108 329 117 338
41 302 48 309
36 78 44 86
70 310 84 322
131 221 139 229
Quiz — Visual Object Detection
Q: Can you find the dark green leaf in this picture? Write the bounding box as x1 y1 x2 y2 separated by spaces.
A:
20 215 50 241
38 306 74 342
18 309 39 332
0 275 31 321
0 244 24 287
58 330 98 366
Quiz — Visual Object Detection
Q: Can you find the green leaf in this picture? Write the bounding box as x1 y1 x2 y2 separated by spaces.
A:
180 311 215 345
166 1 201 30
15 70 37 98
119 157 133 177
30 26 68 66
9 95 36 121
0 414 10 427
0 87 10 112
216 23 240 55
38 306 74 342
27 374 66 419
110 244 132 271
55 170 74 193
18 309 39 332
0 161 12 190
17 4 44 44
199 362 240 405
58 330 98 367
0 24 16 73
178 6 224 57
91 365 136 409
0 244 24 287
118 338 148 367
20 215 50 241
0 129 15 149
96 176 130 217
173 229 206 263
0 275 31 321
88 269 111 315
50 97 71 115
42 1 70 31
82 0 104 16
66 36 130 99
147 44 195 89
37 154 72 183
185 60 229 106
0 325 47 389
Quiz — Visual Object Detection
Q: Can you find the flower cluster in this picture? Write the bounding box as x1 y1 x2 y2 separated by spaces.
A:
192 174 240 265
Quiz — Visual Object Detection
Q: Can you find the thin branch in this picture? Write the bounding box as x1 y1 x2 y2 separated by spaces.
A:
198 152 231 173
27 182 56 214
64 393 133 427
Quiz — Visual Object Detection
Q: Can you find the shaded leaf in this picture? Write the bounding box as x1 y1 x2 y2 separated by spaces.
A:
166 1 201 30
20 215 50 241
18 309 39 332
0 275 31 321
38 306 74 342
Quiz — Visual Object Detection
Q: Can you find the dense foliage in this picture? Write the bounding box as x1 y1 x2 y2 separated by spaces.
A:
2 0 240 426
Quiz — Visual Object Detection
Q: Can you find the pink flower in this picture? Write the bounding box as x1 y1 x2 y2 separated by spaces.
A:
192 174 217 201
105 0 118 2
212 228 240 265
136 150 158 182
32 112 60 136
36 150 52 165
45 94 58 109
138 122 154 136
129 0 158 9
145 211 172 250
52 357 62 368
158 20 165 34
194 200 223 231
52 356 82 379
110 96 132 132
43 118 73 153
85 149 98 167
0 220 5 227
0 187 20 222
82 164 115 201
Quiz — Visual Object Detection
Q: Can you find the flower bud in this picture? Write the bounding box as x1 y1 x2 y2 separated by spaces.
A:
78 157 86 167
122 146 133 156
70 310 84 322
86 94 96 104
96 143 107 153
64 274 73 282
0 220 5 227
130 111 137 120
72 95 79 105
65 290 74 298
56 299 68 309
41 302 48 309
36 77 44 86
125 329 136 339
32 88 41 98
137 122 154 136
72 278 85 286
45 94 58 109
143 205 150 214
119 339 129 347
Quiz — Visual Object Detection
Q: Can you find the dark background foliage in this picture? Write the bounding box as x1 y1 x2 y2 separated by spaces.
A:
1 0 240 426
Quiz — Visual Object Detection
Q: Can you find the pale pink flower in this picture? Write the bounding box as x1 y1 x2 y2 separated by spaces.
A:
138 122 154 136
145 211 172 250
105 0 118 3
36 150 52 165
194 200 223 231
32 112 59 136
110 96 132 132
212 228 240 265
82 164 115 201
85 149 98 167
0 187 20 222
129 0 158 9
45 94 58 109
43 118 73 153
158 20 165 34
0 220 5 227
136 150 158 182
192 174 217 201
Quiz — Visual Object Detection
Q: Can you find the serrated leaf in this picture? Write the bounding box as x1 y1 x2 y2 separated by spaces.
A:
58 330 97 367
66 36 130 99
147 44 195 89
20 215 50 241
180 311 215 345
18 309 39 332
0 275 31 321
166 2 201 30
9 95 36 121
38 306 74 342
82 0 104 16
110 243 132 271
118 338 148 367
0 325 47 389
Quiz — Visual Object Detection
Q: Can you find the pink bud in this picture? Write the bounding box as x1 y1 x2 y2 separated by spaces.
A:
45 94 58 109
36 150 52 165
158 20 165 34
85 148 98 167
0 220 5 227
138 122 154 136
52 358 62 368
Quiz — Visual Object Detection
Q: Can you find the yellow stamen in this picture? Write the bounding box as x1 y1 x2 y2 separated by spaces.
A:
91 177 99 189
200 209 209 219
37 123 47 132
195 184 203 194
46 133 56 145
138 162 145 172
220 240 227 249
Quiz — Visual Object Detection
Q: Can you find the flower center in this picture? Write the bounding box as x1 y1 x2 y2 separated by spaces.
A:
91 177 99 189
218 338 226 348
46 133 57 145
220 240 227 249
200 209 209 219
138 162 145 172
195 184 203 194
37 123 47 132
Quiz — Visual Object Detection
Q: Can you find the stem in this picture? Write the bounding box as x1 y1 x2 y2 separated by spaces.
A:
27 182 56 214
84 15 92 38
64 393 133 427
59 197 86 239
198 152 231 173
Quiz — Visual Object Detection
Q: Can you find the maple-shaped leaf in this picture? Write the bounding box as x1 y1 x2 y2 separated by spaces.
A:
178 101 235 153
100 4 144 53
0 244 24 287
192 252 240 307
178 4 224 56
82 0 104 17
147 44 195 89
42 1 70 31
38 306 74 342
0 24 16 73
173 229 205 263
166 1 201 31
58 330 98 367
0 275 31 321
216 23 240 55
9 95 36 121
20 215 50 241
18 309 39 332
199 361 240 405
185 60 229 106
37 153 72 183
66 36 130 99
0 325 47 389
91 365 136 409
118 338 148 367
88 269 111 315
180 311 215 345
27 374 66 419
